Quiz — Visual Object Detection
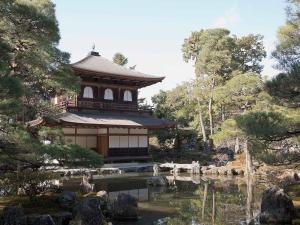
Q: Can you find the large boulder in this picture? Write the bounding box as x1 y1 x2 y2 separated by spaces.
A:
73 197 105 225
112 193 138 220
147 176 168 186
3 206 26 225
58 191 76 210
260 186 295 224
95 191 109 216
28 215 55 225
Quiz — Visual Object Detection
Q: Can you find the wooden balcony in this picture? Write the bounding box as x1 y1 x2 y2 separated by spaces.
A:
53 95 154 116
75 98 138 111
53 98 153 116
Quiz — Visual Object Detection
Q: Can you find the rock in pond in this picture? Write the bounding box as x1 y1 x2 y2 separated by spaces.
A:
96 191 107 198
72 197 105 225
3 206 26 225
28 215 56 225
112 193 138 220
51 211 73 225
80 176 94 193
217 166 229 175
58 191 76 210
231 168 244 176
202 166 219 175
200 166 208 174
277 170 300 186
260 186 295 224
147 176 168 186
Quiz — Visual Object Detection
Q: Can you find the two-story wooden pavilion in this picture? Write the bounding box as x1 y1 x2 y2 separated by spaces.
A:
54 51 175 162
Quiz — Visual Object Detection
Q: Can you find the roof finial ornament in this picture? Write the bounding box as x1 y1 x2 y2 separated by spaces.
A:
90 43 100 56
129 65 136 70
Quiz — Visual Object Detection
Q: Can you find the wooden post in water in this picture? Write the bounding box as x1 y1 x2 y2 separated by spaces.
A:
202 182 208 220
212 189 216 223
246 174 254 224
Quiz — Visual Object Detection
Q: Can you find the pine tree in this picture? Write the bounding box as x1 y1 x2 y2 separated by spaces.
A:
113 52 128 66
0 0 102 196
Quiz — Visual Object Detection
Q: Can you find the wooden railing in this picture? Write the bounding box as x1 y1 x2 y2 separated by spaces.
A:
75 99 138 111
54 98 153 115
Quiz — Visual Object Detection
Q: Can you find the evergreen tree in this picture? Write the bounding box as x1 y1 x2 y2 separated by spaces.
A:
113 52 128 66
0 0 102 186
182 29 266 149
229 0 300 164
272 0 300 71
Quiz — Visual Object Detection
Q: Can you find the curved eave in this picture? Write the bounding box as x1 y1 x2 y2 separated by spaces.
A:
60 120 175 129
59 112 176 129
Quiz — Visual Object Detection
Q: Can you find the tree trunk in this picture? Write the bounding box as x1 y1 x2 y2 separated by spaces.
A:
197 98 207 142
235 137 240 153
244 139 253 175
202 182 208 219
208 78 215 136
212 189 216 223
197 99 211 152
221 105 225 122
208 96 213 135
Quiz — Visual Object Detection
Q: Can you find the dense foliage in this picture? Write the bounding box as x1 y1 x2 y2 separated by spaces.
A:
0 0 102 197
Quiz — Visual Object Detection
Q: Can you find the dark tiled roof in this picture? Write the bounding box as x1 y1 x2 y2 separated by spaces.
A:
60 111 175 128
72 52 164 81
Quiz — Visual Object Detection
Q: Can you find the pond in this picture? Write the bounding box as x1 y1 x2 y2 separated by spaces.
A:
62 173 264 225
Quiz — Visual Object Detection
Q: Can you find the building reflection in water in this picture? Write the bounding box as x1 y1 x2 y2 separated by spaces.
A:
108 188 149 201
59 173 264 225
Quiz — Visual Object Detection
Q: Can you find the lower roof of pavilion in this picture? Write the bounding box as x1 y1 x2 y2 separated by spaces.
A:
59 111 176 129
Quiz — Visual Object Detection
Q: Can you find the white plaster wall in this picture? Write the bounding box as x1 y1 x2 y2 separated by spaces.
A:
109 136 120 148
139 136 148 148
129 136 138 147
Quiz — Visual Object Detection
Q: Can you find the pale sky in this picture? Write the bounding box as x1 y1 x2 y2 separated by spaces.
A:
53 0 286 103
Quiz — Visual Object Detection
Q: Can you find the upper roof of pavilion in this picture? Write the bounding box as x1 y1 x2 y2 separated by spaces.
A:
71 51 164 87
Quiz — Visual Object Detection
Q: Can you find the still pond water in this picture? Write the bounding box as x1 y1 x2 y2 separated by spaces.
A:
62 173 264 225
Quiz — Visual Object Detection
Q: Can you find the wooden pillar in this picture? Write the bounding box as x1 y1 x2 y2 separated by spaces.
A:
97 128 108 157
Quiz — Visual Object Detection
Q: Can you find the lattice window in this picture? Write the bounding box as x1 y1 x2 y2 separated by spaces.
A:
123 90 132 102
83 86 93 98
104 88 114 100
